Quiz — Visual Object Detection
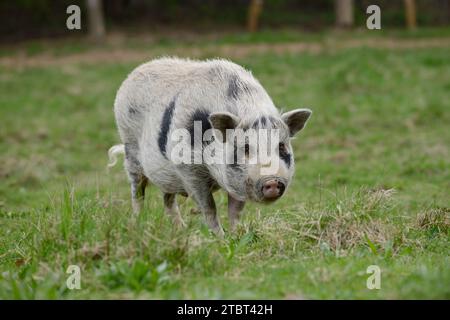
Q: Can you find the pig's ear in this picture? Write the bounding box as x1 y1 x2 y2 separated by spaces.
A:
281 108 312 137
209 112 240 142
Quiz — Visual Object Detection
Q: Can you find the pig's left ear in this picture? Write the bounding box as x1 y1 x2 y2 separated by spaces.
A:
281 108 312 137
209 112 240 142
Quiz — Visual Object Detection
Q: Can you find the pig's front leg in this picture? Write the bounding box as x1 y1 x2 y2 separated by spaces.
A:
187 185 223 236
195 191 224 237
228 194 245 232
177 165 224 236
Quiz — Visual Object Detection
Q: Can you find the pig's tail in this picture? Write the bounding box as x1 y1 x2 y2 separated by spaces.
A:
107 144 125 168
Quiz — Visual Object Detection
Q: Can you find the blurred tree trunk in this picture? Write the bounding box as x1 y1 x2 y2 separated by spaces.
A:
404 0 417 29
87 0 105 39
439 0 450 24
247 0 263 32
335 0 354 28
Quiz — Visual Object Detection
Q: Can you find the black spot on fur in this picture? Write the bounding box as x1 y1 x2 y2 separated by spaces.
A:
227 75 240 99
260 116 267 126
227 75 251 100
279 144 291 168
158 99 176 158
251 116 269 129
269 116 283 129
128 106 138 115
280 152 291 168
187 109 212 147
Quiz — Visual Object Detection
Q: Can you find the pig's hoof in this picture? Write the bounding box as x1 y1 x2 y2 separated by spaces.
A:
173 217 186 228
212 227 225 238
190 207 201 215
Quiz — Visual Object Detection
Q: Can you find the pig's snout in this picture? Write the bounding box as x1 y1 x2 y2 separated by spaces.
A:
260 178 286 201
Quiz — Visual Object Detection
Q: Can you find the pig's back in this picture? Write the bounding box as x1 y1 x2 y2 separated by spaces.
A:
115 57 275 124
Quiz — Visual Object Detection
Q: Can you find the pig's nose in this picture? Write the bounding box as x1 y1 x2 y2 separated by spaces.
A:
262 179 285 200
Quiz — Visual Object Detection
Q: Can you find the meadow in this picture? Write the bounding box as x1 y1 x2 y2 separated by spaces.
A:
0 29 449 299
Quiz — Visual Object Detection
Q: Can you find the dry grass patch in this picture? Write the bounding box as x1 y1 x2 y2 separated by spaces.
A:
254 188 400 256
415 208 449 233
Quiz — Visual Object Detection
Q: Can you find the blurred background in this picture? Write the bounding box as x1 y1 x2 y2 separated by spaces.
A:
1 0 449 42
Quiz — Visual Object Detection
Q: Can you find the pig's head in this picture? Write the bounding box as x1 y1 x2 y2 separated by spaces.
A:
208 108 312 203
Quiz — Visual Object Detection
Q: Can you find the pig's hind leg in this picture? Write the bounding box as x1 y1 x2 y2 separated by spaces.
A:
124 142 148 214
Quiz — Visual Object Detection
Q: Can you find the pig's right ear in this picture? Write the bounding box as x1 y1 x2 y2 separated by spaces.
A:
281 108 312 137
209 112 240 142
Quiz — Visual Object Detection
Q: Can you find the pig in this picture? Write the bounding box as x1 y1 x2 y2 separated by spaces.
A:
108 57 312 236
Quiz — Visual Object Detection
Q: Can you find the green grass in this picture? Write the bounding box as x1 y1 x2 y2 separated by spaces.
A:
2 26 450 58
0 34 449 299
